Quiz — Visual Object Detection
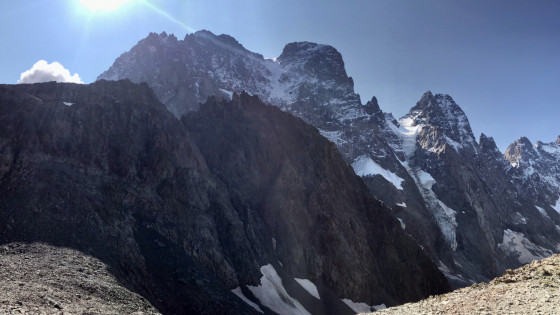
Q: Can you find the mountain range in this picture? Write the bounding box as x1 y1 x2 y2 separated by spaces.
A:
0 29 558 314
99 30 560 288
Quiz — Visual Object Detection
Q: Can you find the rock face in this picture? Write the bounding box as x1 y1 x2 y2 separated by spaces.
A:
0 81 449 314
369 254 560 315
98 30 560 288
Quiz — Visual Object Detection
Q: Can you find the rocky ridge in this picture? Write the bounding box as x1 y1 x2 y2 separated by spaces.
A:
367 254 560 315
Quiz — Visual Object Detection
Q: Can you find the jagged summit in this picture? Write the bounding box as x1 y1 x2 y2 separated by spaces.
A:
479 133 500 154
278 41 351 84
403 92 476 154
363 96 382 116
505 136 537 167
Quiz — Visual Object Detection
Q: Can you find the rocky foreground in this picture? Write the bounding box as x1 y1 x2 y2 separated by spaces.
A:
367 254 560 315
0 243 159 314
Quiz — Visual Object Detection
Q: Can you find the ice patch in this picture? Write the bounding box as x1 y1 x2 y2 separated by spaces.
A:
352 155 404 190
552 197 560 214
231 287 264 313
294 278 320 300
248 264 310 315
62 102 74 106
341 299 385 313
396 202 407 207
498 229 552 264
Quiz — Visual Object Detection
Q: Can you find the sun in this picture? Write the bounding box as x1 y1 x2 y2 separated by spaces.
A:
79 0 132 12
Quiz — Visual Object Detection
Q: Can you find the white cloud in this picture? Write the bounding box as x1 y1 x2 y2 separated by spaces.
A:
18 60 83 84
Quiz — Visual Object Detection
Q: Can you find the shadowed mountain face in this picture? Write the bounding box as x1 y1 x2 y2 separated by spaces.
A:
0 81 449 314
98 30 560 288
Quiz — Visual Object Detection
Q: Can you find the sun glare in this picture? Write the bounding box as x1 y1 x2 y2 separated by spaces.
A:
79 0 131 12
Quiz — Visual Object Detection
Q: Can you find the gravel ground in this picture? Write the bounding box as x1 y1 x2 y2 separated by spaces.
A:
366 254 560 315
0 242 160 314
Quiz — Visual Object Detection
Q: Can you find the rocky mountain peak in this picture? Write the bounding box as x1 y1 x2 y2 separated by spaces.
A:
363 96 382 115
406 92 476 153
479 133 500 154
278 41 350 84
556 135 560 145
504 137 537 167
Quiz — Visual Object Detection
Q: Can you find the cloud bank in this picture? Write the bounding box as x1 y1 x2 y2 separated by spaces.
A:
18 60 83 84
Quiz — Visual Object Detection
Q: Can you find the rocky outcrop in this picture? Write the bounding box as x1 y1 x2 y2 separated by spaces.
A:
368 254 560 315
0 81 449 314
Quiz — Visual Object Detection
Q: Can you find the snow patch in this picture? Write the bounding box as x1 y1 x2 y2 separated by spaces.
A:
248 264 310 315
512 212 527 225
396 202 407 207
417 169 436 190
397 218 406 229
219 88 234 100
62 102 74 106
352 155 404 190
294 278 320 300
394 116 423 159
535 206 550 219
231 287 264 313
498 229 552 264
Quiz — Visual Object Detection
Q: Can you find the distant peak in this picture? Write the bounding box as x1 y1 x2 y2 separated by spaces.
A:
363 96 381 115
515 136 533 147
278 41 340 61
192 29 216 38
556 135 560 145
190 30 252 54
479 133 500 154
412 91 458 112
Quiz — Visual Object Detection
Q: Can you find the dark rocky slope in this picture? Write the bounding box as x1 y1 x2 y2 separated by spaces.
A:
0 81 449 314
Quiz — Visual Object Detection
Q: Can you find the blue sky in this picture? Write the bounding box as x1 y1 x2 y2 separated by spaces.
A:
1 0 559 151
